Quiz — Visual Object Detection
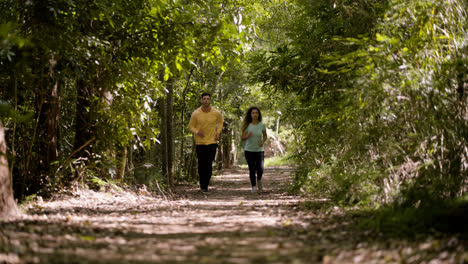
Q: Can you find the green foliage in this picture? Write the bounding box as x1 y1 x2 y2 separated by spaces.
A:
18 194 38 207
358 196 468 237
88 175 123 193
297 199 333 211
264 154 291 167
249 0 387 205
348 0 468 207
0 0 253 198
6 0 466 211
250 0 468 209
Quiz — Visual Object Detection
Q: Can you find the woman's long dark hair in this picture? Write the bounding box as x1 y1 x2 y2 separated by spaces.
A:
241 107 262 132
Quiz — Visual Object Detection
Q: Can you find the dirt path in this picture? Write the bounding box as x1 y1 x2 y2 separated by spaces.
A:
1 166 466 263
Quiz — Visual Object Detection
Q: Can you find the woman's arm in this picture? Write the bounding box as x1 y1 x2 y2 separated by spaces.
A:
241 130 252 141
260 130 267 146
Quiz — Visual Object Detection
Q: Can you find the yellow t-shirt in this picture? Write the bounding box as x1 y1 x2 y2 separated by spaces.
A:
189 107 223 145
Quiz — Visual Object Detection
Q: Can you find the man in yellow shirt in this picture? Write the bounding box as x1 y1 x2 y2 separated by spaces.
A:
189 92 223 192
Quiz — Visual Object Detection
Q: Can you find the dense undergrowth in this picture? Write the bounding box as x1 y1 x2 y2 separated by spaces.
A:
248 0 468 237
254 0 468 208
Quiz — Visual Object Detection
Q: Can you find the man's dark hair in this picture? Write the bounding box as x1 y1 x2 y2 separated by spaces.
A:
201 92 211 98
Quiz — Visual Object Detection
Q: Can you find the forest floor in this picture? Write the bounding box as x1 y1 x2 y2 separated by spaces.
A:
1 166 467 264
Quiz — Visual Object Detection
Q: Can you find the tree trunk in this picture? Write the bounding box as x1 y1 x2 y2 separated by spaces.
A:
116 145 127 181
73 78 95 159
180 66 195 182
159 97 168 185
0 121 19 219
127 144 134 180
35 56 61 192
166 78 174 188
9 76 18 179
216 140 222 170
222 120 232 169
187 137 197 181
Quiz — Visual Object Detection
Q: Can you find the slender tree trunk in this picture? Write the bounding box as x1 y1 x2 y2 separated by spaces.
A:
127 144 134 179
41 80 60 166
116 145 127 181
274 114 284 156
35 56 60 192
71 77 99 183
73 78 94 158
0 121 19 219
166 78 174 188
180 65 195 182
213 70 225 91
222 120 232 169
216 140 222 170
187 137 197 181
231 139 237 166
159 97 168 185
9 76 18 179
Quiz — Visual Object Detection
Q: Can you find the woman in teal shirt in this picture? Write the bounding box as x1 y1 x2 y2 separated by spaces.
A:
241 107 267 192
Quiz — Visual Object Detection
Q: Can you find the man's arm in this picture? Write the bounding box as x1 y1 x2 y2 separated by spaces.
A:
189 111 205 137
188 112 198 134
216 112 223 134
215 111 223 140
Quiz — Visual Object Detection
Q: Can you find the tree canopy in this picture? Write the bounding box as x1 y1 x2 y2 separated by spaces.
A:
1 0 468 214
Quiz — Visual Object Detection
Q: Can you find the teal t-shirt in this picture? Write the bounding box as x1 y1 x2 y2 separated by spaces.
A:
244 122 266 152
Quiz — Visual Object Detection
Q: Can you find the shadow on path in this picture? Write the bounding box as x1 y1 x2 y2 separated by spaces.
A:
0 166 466 263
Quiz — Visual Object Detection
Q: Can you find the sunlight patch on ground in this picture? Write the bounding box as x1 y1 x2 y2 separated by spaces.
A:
3 166 466 264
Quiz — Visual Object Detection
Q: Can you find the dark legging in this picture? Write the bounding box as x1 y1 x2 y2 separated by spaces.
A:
196 144 218 190
244 151 264 186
